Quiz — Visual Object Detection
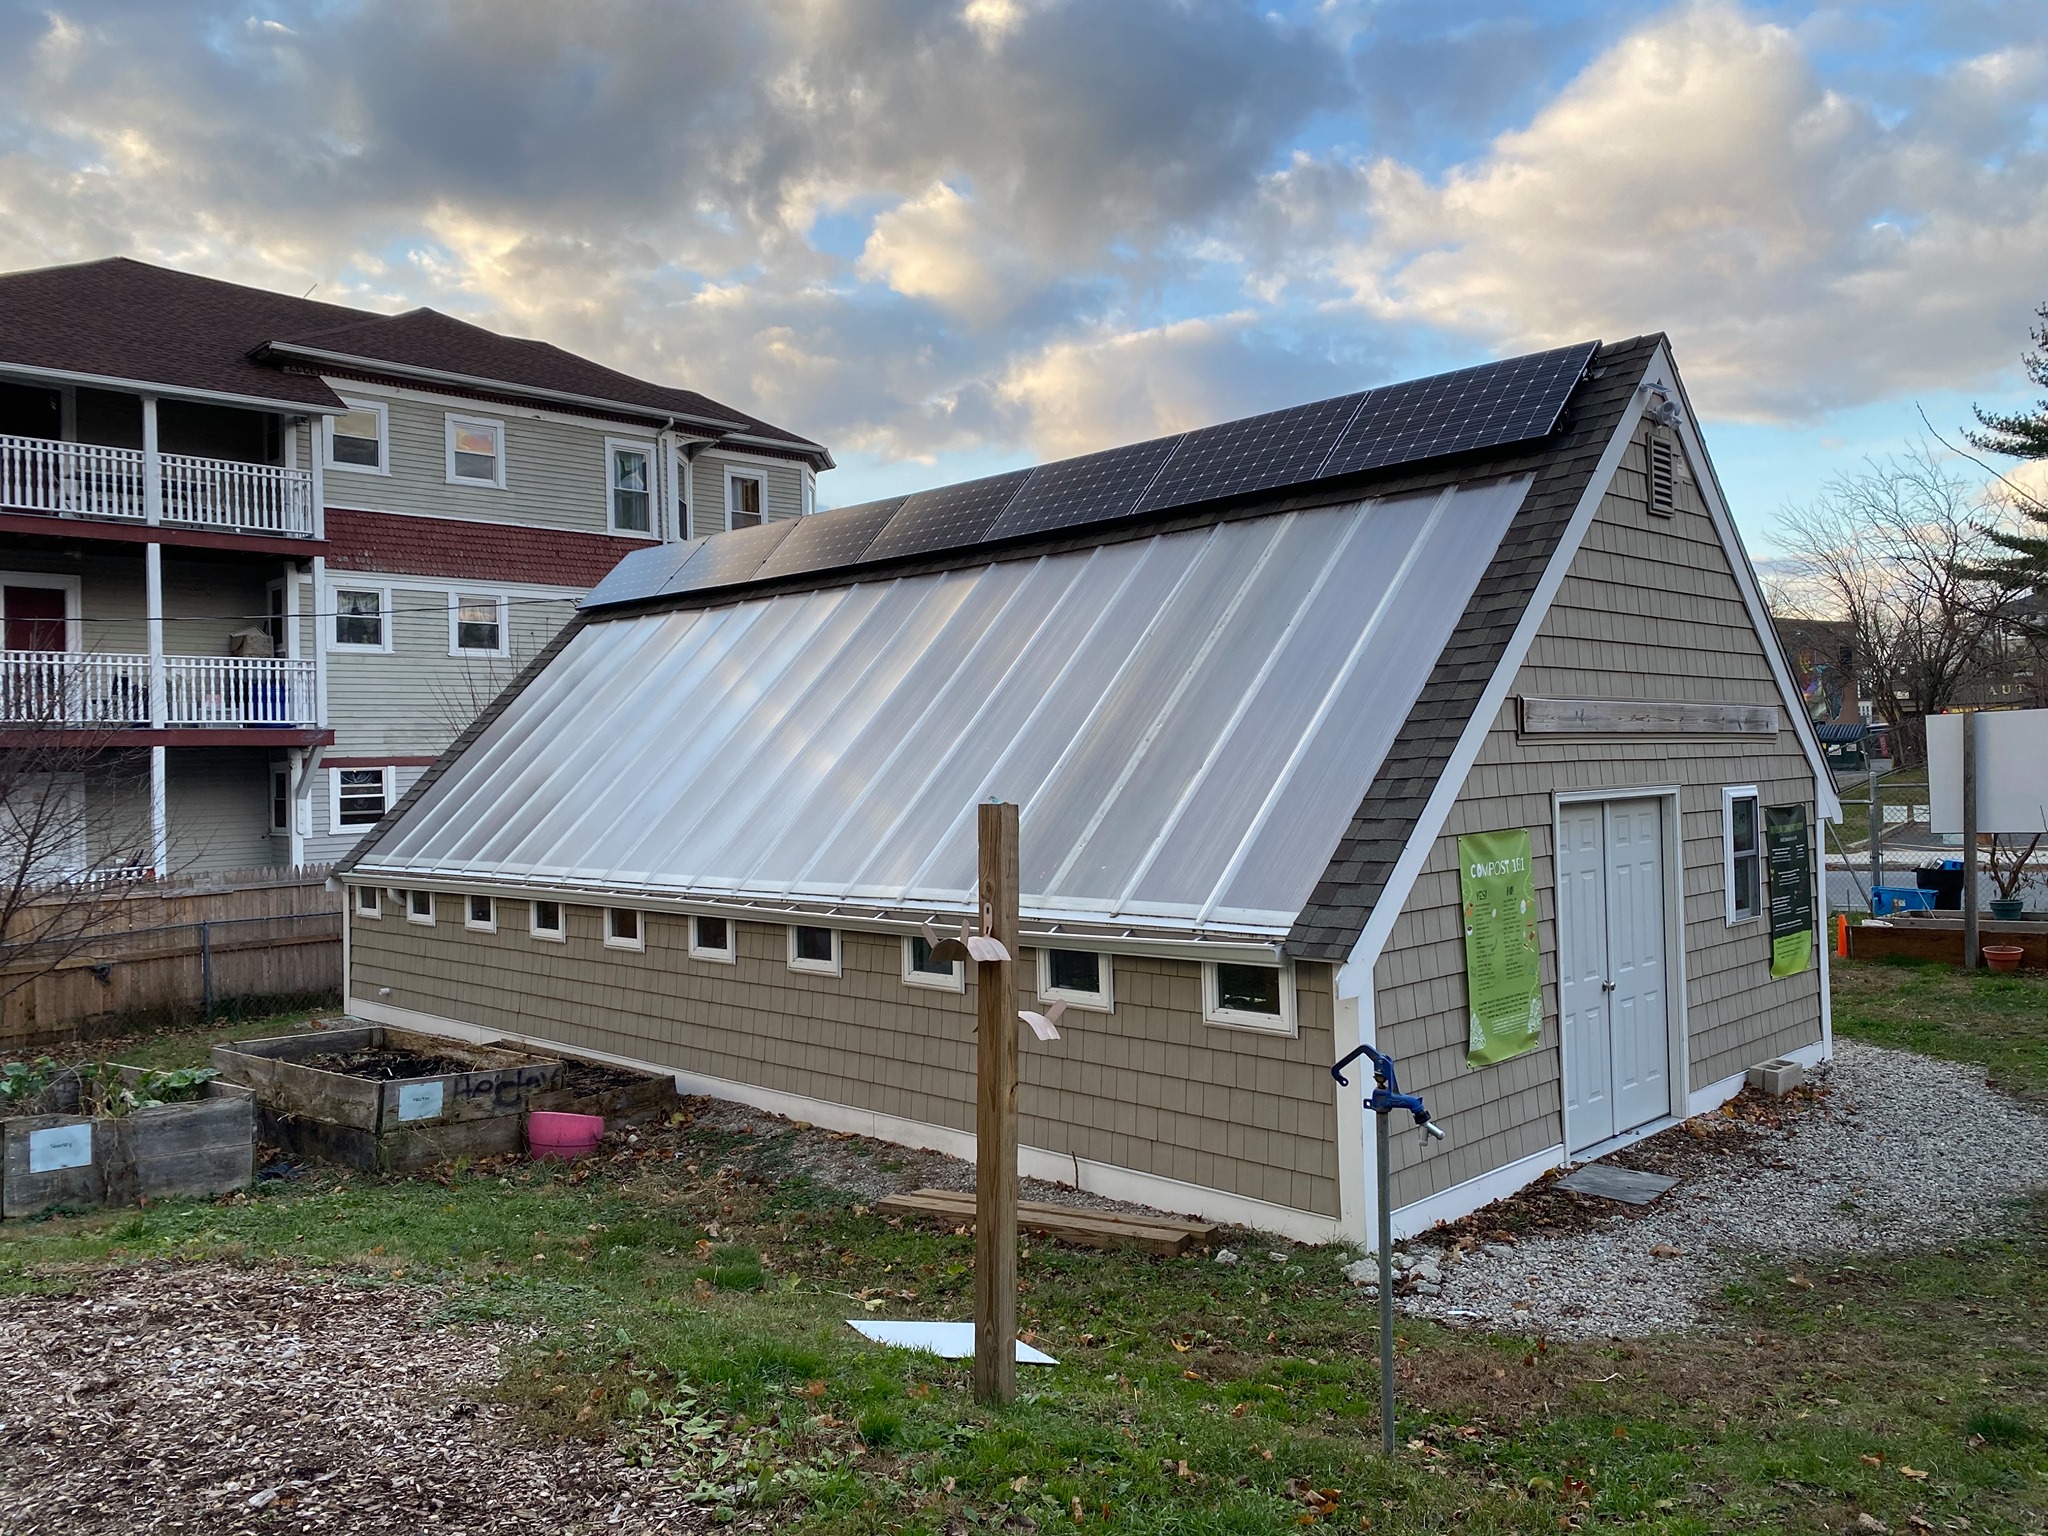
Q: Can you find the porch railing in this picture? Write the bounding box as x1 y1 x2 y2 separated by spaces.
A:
0 433 315 538
0 651 319 729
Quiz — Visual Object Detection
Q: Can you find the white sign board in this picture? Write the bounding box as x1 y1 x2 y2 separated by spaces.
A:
27 1122 93 1173
1929 710 2048 835
395 1081 446 1121
846 1319 1057 1365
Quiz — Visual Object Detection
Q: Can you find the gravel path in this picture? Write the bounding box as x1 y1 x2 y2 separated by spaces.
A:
1402 1041 2048 1340
0 1264 745 1536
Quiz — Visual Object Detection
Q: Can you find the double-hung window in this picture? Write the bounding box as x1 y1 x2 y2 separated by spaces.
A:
1724 787 1761 924
446 415 505 488
332 587 389 652
726 469 765 530
608 440 655 534
326 399 388 474
269 763 291 836
449 593 507 657
331 767 392 833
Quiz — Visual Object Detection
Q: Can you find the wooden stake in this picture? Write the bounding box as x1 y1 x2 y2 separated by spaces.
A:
973 800 1020 1406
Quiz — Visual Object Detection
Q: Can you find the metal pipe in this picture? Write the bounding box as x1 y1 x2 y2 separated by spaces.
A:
1377 1109 1395 1457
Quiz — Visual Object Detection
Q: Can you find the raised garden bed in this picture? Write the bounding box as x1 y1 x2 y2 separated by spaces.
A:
0 1065 254 1218
527 1053 681 1127
1850 915 2048 968
212 1023 561 1172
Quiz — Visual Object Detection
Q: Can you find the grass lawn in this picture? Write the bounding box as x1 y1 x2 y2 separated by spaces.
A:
1833 958 2048 1104
2 975 2045 1534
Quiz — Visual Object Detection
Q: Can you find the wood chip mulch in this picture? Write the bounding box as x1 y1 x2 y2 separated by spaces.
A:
0 1262 736 1536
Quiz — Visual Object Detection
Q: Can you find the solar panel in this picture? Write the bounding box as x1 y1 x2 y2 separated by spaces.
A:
753 497 905 581
982 435 1182 543
661 517 799 594
1137 393 1368 513
860 468 1031 563
581 540 702 609
1318 342 1595 478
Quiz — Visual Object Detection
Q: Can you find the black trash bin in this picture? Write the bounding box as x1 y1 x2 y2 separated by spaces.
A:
1916 865 1965 911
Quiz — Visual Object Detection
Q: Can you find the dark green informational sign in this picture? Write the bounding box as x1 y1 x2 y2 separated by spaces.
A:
1459 828 1543 1067
1765 804 1813 979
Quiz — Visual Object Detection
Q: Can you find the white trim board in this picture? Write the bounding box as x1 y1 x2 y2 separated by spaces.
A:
344 993 1342 1244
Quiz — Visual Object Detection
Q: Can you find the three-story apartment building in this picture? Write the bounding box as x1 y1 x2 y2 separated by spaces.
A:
0 258 831 878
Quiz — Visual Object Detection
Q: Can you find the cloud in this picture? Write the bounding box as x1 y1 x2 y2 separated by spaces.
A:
1296 1 2048 422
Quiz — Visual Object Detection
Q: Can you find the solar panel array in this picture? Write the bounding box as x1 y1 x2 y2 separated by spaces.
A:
581 340 1597 610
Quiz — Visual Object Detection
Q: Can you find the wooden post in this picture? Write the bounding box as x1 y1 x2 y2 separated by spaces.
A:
1962 710 1980 970
973 800 1020 1407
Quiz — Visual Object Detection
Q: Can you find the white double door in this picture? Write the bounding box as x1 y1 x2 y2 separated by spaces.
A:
1557 797 1672 1152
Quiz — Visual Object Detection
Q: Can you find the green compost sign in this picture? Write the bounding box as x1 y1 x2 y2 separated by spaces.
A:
1766 804 1814 979
1459 828 1543 1068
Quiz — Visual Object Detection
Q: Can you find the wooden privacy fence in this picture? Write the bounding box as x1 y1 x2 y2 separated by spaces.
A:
1 868 342 1046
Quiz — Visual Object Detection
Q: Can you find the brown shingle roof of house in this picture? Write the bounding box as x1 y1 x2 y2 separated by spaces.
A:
0 257 829 465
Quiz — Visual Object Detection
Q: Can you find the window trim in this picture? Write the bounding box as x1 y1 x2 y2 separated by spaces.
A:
353 884 381 919
605 436 659 537
1036 947 1114 1013
447 591 509 658
269 761 291 836
689 912 736 964
604 906 646 952
1202 958 1297 1037
324 396 390 477
464 893 496 933
724 465 768 531
901 934 965 993
444 412 507 489
329 766 394 835
328 584 392 654
787 923 841 977
405 888 436 927
1724 785 1762 925
530 899 566 942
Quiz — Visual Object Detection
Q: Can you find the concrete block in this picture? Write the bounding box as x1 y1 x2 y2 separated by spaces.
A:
1746 1057 1804 1096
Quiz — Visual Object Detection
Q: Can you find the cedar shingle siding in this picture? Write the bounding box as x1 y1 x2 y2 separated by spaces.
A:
348 908 1340 1219
1371 420 1822 1209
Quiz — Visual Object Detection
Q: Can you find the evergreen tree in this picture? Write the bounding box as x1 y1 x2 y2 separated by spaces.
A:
1967 302 2048 633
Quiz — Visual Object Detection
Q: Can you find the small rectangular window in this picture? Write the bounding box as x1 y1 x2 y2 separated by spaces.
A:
332 588 386 651
465 894 495 932
609 441 654 534
532 899 565 940
788 923 839 975
269 763 291 835
354 884 381 918
406 888 435 926
450 594 506 656
327 399 387 473
1204 959 1296 1035
605 907 644 951
333 767 391 830
1725 787 1761 924
902 934 964 992
1038 947 1112 1011
446 415 505 487
727 471 765 530
690 913 735 963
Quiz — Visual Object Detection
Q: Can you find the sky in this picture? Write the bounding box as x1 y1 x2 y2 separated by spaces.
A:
0 0 2043 553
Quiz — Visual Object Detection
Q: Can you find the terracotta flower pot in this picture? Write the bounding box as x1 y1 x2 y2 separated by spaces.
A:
1982 945 2024 974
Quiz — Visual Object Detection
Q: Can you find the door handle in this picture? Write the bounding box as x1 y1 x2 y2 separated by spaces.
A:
1600 980 1617 992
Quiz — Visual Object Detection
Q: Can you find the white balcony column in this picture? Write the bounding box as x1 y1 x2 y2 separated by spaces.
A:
144 541 167 730
657 426 680 543
311 555 329 733
140 394 162 527
282 559 301 662
286 747 305 869
309 416 325 540
149 744 168 878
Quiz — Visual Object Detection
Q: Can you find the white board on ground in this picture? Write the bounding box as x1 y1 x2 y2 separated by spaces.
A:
1929 709 2048 836
27 1122 93 1173
847 1319 1057 1365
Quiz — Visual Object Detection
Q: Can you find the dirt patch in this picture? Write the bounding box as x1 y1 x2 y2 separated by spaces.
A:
303 1046 478 1081
549 1058 659 1095
0 1262 738 1536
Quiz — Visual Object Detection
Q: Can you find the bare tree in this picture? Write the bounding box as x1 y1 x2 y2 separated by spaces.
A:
1774 444 2019 765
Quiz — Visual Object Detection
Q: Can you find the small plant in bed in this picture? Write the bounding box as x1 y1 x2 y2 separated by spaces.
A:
76 1063 220 1118
0 1056 62 1109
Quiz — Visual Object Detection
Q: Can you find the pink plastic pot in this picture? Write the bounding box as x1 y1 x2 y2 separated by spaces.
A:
527 1110 605 1161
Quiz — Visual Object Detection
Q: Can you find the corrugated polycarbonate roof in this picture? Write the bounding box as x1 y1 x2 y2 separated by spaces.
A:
361 477 1531 938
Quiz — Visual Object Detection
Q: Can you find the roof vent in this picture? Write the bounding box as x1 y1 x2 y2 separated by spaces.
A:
1648 435 1677 518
